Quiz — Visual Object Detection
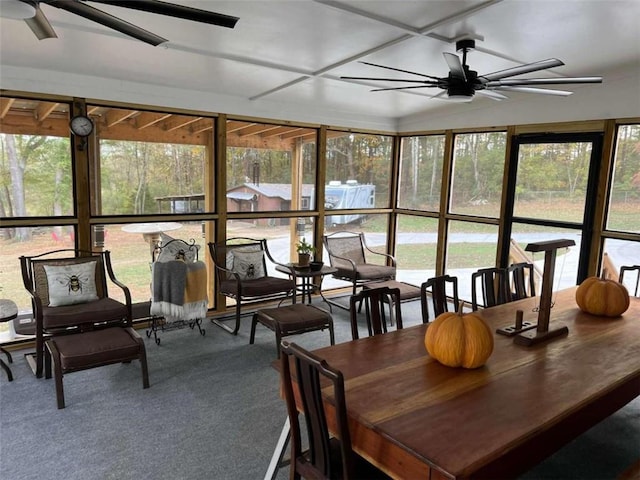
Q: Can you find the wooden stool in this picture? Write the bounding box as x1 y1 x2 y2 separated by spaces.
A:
250 304 335 358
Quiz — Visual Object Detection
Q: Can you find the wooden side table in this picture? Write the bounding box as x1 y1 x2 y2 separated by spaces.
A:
0 299 18 381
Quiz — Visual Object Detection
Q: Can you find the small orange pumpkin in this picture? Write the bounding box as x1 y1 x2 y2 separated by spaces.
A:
575 270 630 317
425 303 494 369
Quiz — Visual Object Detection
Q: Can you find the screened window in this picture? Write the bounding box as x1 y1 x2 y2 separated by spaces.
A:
607 124 640 233
450 132 507 218
1 99 73 219
395 215 439 284
513 141 593 223
398 135 445 211
226 120 317 214
92 106 210 216
325 132 392 209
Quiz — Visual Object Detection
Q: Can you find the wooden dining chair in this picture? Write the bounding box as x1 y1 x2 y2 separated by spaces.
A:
420 274 459 322
349 286 402 340
279 341 391 480
619 265 640 297
507 262 536 301
471 267 510 311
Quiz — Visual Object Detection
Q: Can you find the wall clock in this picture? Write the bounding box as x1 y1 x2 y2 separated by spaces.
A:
69 115 94 137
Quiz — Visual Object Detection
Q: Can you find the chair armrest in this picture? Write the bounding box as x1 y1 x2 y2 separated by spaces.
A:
363 244 396 267
327 253 357 274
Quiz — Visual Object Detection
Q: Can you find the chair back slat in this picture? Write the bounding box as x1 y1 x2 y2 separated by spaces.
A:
507 262 536 301
421 275 459 322
471 267 509 310
619 265 640 297
349 286 402 340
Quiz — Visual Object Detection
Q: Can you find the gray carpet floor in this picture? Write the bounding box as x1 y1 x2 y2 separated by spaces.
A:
1 298 638 480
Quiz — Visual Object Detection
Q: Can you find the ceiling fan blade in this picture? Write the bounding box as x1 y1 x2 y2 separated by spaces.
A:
480 58 565 82
492 86 574 96
88 0 239 29
443 52 466 81
486 77 602 87
24 5 58 40
371 85 439 92
359 61 441 81
341 76 439 85
477 89 508 100
44 0 167 45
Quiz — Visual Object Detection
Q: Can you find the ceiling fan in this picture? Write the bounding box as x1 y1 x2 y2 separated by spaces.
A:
3 0 239 46
341 39 603 102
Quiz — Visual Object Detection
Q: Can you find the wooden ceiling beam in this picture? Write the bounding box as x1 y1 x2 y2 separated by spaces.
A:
164 116 202 132
0 97 15 119
105 109 137 128
190 119 214 134
227 120 253 133
35 102 58 122
238 124 282 137
281 128 315 140
135 112 172 129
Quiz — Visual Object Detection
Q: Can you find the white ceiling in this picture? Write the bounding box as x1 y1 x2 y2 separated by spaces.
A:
1 0 639 131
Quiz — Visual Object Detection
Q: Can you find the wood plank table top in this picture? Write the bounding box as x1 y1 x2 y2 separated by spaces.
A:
309 287 640 479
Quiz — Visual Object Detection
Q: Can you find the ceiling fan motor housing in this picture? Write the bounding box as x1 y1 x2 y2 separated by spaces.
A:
448 68 478 97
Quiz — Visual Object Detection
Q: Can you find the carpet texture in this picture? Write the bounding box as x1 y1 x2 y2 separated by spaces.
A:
1 298 638 480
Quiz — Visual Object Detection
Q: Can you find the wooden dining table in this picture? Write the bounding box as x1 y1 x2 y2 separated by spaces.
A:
286 287 640 479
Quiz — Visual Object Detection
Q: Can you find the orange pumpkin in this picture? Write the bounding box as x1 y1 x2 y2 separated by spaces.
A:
425 304 494 369
575 272 630 317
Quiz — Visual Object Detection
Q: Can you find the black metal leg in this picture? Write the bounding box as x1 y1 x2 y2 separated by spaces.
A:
0 358 13 381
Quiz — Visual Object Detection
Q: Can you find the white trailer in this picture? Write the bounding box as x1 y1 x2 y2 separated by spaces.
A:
322 180 375 226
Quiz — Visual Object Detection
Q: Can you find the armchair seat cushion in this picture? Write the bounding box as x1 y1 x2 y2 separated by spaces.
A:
49 327 142 370
220 277 295 298
43 298 128 330
336 264 395 281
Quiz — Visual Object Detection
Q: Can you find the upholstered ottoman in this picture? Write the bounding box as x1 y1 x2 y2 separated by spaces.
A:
250 304 334 358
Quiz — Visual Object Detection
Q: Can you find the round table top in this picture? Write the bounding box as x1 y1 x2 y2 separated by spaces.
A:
0 299 18 322
121 222 183 234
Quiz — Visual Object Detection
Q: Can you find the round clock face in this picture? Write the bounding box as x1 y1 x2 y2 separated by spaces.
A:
69 115 94 137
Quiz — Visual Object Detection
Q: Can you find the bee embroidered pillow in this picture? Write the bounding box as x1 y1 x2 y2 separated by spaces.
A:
43 261 99 306
232 251 266 280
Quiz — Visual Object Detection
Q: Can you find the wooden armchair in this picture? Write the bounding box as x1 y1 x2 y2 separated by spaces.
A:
208 237 296 335
323 231 396 301
20 249 149 408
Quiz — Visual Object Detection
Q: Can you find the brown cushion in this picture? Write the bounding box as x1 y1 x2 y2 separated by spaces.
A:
49 327 141 370
220 276 294 297
256 304 332 335
335 264 395 281
363 280 420 301
42 298 128 330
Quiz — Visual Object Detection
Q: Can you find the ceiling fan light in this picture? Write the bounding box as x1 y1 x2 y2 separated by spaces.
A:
1 0 36 19
447 94 474 103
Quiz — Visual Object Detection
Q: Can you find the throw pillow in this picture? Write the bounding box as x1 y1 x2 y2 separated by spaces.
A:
232 250 266 280
43 261 99 306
